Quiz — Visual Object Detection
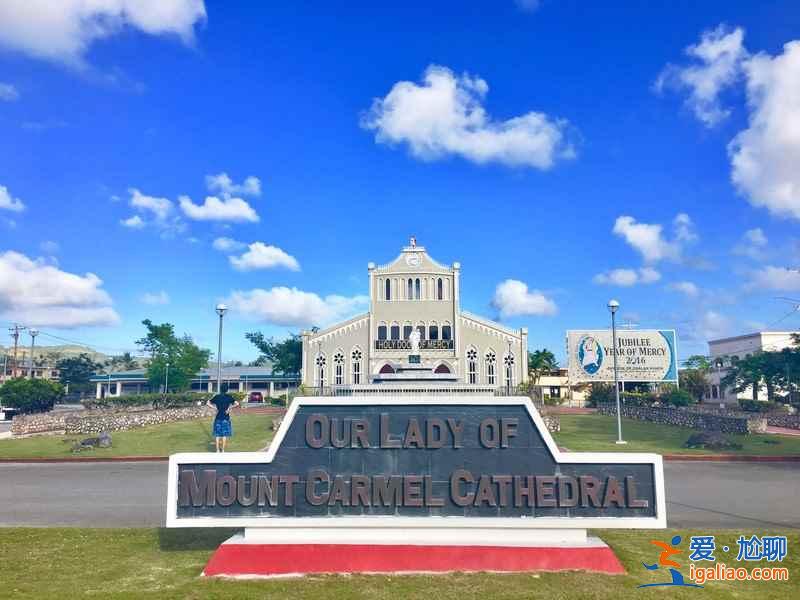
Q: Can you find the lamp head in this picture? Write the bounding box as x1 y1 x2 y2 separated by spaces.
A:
215 303 228 316
607 299 620 314
29 329 39 337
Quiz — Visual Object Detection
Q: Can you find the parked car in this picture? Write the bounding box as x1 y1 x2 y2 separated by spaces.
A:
248 391 264 403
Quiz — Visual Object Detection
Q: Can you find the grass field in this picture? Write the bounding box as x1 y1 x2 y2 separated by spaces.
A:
0 528 795 598
553 413 800 455
0 412 277 459
1 411 799 459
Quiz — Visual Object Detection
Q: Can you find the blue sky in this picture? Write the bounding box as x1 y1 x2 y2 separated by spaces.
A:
1 0 799 364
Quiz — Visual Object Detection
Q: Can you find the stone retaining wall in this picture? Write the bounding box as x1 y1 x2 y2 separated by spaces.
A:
766 414 800 430
12 405 213 437
64 406 214 435
596 403 767 434
542 414 560 433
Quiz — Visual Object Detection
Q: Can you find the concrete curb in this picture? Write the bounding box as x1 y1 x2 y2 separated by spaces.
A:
2 454 800 464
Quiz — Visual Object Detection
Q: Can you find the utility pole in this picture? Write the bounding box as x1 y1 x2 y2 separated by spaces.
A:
28 329 38 379
8 324 25 379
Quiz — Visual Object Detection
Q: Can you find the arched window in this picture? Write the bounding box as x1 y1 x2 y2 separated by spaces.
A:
333 351 345 386
441 324 452 340
437 278 443 300
377 325 387 340
485 351 497 385
415 278 421 300
351 348 362 385
385 278 391 301
390 324 400 340
467 348 478 384
504 353 515 388
379 363 395 374
416 324 426 340
403 324 413 340
315 353 326 387
429 324 438 340
407 278 413 299
434 363 451 374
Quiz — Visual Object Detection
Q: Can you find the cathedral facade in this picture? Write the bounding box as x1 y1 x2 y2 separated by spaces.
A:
301 240 528 391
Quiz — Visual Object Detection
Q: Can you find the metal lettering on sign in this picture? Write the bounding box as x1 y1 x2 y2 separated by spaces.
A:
167 398 665 528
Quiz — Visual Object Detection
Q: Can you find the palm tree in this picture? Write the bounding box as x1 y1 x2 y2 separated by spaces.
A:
528 349 558 385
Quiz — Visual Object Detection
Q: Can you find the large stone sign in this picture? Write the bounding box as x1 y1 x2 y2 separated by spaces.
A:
167 396 665 576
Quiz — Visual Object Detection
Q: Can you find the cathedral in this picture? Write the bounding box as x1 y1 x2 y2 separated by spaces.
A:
301 239 529 392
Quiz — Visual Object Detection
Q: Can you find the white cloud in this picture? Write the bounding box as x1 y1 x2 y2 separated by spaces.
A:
593 267 661 287
361 64 575 170
667 281 700 297
0 251 119 327
226 287 369 327
129 188 172 221
697 310 732 341
140 290 170 305
39 240 59 254
733 227 768 260
179 195 259 223
0 185 26 212
0 82 19 101
673 213 698 243
612 216 680 262
0 0 206 69
490 279 558 318
212 237 246 252
729 40 800 220
123 188 185 235
229 243 300 272
120 215 145 229
747 265 800 291
655 25 747 127
205 173 261 198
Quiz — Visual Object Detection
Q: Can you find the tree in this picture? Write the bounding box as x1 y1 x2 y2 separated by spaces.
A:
105 352 138 372
0 378 64 413
136 320 211 392
679 368 708 403
56 353 101 386
246 332 302 374
683 355 711 371
528 349 558 385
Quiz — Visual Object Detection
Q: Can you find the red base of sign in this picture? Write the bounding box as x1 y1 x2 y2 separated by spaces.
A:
203 542 625 577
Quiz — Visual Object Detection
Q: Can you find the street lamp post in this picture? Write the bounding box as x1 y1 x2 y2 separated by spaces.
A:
215 304 227 396
506 339 513 395
28 329 38 380
608 299 626 444
164 362 170 395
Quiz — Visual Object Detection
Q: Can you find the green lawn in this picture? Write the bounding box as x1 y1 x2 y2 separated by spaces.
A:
0 413 277 459
553 413 800 455
0 528 795 598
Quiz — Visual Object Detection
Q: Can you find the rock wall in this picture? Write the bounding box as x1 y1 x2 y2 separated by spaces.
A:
64 406 214 435
543 414 560 433
12 405 213 437
766 414 800 430
596 403 767 434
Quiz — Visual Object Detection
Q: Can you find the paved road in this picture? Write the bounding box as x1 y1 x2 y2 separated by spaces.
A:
0 461 797 528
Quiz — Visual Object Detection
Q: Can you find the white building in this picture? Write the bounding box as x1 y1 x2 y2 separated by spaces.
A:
301 240 528 393
706 331 797 404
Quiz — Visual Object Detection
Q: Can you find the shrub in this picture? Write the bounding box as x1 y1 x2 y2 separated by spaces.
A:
621 391 658 407
661 389 694 407
543 395 563 406
685 432 742 451
738 399 786 413
587 384 614 407
82 392 211 411
0 378 64 414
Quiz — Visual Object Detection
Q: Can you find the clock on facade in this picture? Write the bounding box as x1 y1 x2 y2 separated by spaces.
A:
405 253 421 267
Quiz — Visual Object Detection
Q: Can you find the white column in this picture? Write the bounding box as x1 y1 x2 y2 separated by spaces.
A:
269 381 275 397
96 382 102 399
